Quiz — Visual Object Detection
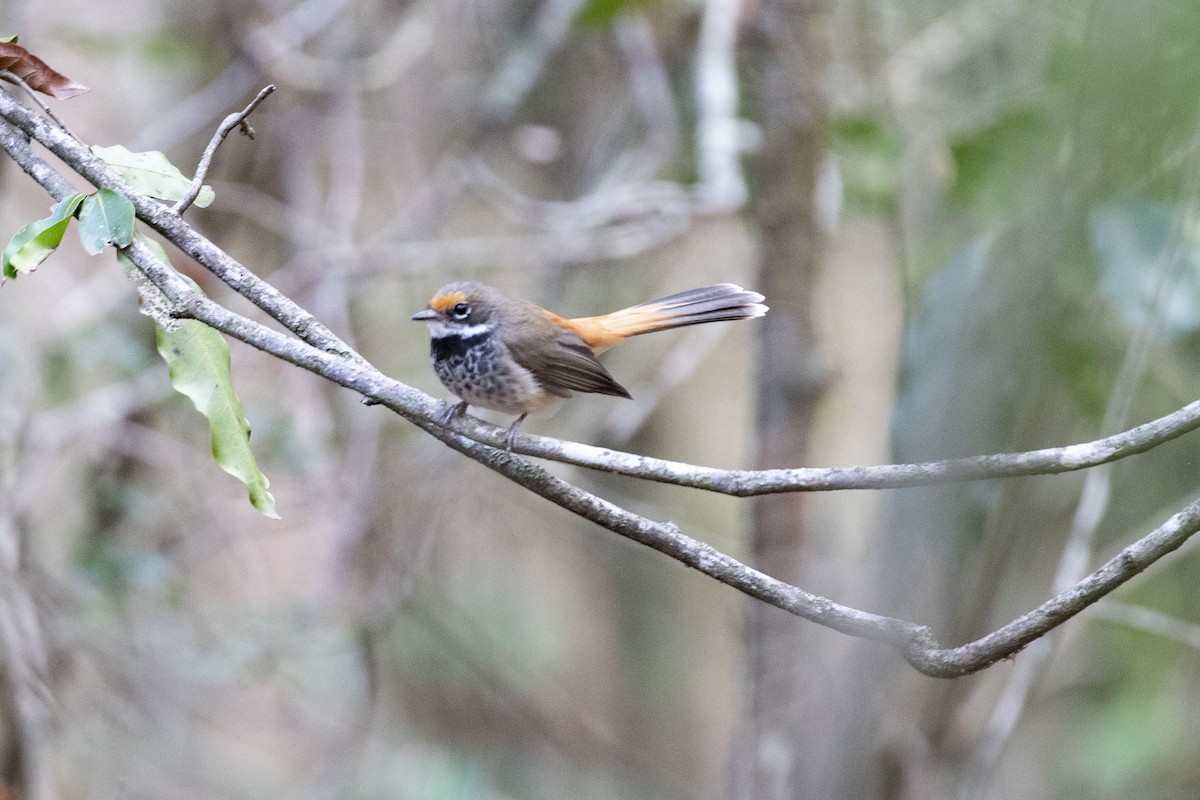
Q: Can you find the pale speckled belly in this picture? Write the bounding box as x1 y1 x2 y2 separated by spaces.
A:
430 331 556 415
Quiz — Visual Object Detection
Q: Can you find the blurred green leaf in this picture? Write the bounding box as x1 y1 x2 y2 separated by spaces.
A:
76 537 174 597
157 320 279 518
1090 201 1200 336
948 108 1052 214
1044 327 1109 420
2 192 85 278
891 236 1052 551
1071 674 1181 793
77 188 135 255
894 238 1015 458
575 0 654 27
0 35 18 44
141 28 206 69
91 144 214 207
829 114 902 214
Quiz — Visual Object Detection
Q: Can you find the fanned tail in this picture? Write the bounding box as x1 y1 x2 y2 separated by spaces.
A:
555 283 768 353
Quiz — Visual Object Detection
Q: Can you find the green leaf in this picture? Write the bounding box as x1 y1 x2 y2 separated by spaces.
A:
948 108 1052 215
77 189 135 255
2 193 85 278
91 144 215 208
157 320 279 518
0 35 18 44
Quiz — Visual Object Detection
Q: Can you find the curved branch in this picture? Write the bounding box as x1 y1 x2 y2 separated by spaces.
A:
114 238 1200 677
4 91 1200 678
501 400 1200 494
173 84 275 215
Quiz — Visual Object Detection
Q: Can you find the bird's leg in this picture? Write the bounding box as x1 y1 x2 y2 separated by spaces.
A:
504 414 528 452
440 400 469 426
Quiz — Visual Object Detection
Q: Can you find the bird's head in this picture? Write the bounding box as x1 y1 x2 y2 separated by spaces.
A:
411 281 510 338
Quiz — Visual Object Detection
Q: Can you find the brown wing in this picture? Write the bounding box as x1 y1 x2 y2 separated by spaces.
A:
501 316 631 399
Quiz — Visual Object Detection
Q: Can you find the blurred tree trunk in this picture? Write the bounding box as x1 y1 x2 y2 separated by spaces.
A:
0 513 51 800
738 1 831 799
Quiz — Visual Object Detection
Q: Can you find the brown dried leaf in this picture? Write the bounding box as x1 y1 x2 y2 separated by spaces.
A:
0 41 88 99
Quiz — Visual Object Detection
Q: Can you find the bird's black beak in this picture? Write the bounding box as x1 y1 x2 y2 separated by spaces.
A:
411 309 439 321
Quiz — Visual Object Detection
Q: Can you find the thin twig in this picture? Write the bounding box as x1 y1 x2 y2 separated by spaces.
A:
0 69 82 143
172 84 275 215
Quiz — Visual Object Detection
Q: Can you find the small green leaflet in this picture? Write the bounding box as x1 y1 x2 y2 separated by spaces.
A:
1 193 85 278
78 189 134 255
156 319 279 519
91 144 215 208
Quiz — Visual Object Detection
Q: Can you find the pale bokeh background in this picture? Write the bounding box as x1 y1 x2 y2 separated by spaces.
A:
2 1 1200 799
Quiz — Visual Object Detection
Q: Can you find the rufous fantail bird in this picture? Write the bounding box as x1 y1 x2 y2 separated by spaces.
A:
412 281 768 449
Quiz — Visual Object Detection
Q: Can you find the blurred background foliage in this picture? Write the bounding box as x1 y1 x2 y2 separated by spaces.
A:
2 0 1200 798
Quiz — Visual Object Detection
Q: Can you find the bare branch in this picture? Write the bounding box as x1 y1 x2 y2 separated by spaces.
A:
4 90 1200 679
0 88 358 362
493 398 1200 495
172 84 275 215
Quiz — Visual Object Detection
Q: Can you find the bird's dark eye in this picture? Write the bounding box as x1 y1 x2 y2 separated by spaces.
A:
451 302 470 319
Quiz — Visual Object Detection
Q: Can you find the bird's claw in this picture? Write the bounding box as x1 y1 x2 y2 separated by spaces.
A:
439 401 469 427
503 414 528 453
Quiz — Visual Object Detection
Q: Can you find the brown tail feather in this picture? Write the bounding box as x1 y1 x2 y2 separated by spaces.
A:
553 283 767 353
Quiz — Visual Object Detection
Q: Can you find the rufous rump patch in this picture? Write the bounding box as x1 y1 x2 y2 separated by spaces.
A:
549 305 669 353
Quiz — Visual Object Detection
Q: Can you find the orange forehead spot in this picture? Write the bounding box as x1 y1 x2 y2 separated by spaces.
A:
428 291 468 313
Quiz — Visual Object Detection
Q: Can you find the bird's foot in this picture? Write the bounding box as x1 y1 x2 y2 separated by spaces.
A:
504 414 528 452
440 401 469 426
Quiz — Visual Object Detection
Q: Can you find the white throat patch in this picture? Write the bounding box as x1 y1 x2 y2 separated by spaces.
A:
426 321 494 339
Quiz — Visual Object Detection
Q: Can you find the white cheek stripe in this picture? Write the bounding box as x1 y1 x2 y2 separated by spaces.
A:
426 321 494 339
